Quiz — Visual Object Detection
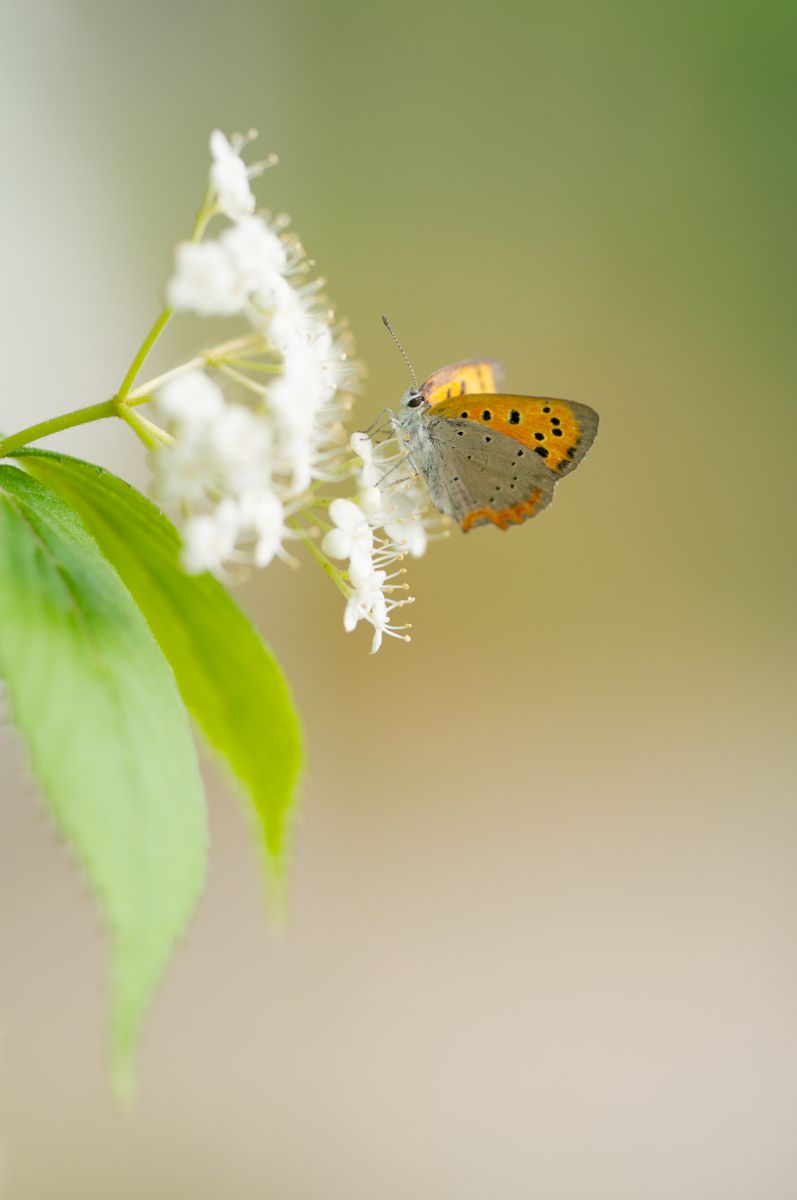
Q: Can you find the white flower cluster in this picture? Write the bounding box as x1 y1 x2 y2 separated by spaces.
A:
147 129 444 651
319 431 446 652
151 370 292 573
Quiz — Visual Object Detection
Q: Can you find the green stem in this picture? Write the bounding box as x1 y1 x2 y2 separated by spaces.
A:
217 363 266 396
117 406 173 450
0 400 118 457
126 334 261 402
115 307 174 404
190 190 216 243
128 392 154 410
305 507 333 532
290 519 351 596
305 538 349 593
115 189 214 406
225 358 281 374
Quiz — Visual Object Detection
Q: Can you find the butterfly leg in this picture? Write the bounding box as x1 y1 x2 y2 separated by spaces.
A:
359 408 397 437
376 453 419 489
380 472 418 493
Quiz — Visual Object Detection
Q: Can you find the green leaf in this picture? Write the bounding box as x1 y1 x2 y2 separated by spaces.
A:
19 449 303 876
0 465 207 1094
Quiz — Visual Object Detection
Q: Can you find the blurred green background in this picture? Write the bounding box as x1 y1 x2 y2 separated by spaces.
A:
1 1 796 1197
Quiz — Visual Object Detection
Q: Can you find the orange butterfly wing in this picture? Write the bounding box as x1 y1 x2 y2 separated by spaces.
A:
428 392 599 476
419 359 503 406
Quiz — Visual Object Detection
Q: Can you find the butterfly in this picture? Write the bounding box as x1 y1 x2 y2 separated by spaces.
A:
388 340 599 533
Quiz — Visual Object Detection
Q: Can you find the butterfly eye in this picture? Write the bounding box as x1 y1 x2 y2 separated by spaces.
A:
406 391 423 408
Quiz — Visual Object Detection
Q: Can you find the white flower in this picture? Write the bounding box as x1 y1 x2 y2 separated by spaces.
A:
264 325 351 491
238 491 290 568
308 325 342 394
343 560 414 653
268 344 325 421
343 567 389 653
181 500 241 575
208 404 273 492
210 130 256 220
350 431 381 487
357 484 383 520
265 277 331 356
150 435 223 509
177 490 292 576
167 242 248 316
381 484 428 557
220 215 287 300
157 370 225 424
322 498 374 575
152 386 272 511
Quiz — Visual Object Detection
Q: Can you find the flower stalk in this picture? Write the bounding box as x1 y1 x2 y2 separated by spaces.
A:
0 400 119 457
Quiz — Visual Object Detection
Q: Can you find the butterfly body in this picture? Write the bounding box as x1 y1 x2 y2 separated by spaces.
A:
392 359 599 532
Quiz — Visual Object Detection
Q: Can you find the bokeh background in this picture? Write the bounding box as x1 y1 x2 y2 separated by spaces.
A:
2 1 796 1197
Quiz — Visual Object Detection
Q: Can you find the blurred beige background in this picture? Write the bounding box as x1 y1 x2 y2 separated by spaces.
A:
1 1 796 1197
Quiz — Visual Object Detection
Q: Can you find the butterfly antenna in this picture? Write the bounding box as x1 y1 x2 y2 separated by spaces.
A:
381 315 419 393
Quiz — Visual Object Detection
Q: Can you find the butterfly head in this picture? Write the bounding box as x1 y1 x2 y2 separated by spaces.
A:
400 386 426 412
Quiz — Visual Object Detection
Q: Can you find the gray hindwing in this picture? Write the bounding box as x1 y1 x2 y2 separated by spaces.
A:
413 417 556 528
